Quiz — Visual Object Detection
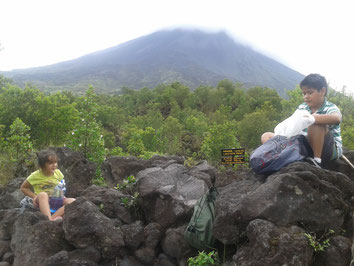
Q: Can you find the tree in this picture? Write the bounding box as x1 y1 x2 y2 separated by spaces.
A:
183 112 209 154
328 88 354 149
237 111 276 149
201 121 239 165
4 118 35 179
33 93 79 147
6 118 33 162
0 75 12 90
281 87 303 119
67 87 105 171
158 116 183 155
217 79 235 95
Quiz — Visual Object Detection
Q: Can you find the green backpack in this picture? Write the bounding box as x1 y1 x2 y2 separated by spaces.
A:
184 186 219 251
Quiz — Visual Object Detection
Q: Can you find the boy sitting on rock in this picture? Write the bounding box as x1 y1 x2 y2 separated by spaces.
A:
20 149 75 221
261 73 342 167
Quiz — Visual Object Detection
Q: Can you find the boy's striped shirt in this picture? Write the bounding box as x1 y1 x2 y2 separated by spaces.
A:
297 98 342 157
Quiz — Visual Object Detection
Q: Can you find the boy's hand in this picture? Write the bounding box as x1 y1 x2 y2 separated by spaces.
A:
303 113 315 125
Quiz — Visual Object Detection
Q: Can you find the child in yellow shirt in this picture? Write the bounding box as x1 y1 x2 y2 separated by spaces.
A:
20 149 75 221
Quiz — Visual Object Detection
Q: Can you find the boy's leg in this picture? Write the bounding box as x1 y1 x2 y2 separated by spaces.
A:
261 132 275 144
307 124 328 159
36 192 52 220
51 198 76 219
321 130 336 164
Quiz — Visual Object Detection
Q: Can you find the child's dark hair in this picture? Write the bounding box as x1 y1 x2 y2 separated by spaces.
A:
300 73 328 95
37 149 58 169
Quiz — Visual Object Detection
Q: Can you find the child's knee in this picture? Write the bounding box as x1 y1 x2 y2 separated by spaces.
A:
64 198 75 205
37 192 49 199
261 132 274 144
308 124 328 135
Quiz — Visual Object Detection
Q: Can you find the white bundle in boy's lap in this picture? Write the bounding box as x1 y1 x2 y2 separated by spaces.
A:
274 109 315 138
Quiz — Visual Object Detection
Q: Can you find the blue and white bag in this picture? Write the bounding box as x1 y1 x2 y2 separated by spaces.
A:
250 134 312 175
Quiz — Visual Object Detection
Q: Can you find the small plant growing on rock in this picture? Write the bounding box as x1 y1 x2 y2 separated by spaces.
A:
304 229 335 252
115 175 137 194
188 251 220 266
92 176 107 186
121 192 140 209
115 176 143 219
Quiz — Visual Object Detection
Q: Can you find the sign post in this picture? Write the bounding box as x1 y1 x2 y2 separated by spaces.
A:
221 148 246 165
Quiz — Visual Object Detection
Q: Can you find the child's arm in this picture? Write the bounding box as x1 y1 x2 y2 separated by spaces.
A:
20 180 36 199
312 113 341 125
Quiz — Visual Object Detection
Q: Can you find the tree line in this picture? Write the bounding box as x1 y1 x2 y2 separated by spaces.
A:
0 75 353 184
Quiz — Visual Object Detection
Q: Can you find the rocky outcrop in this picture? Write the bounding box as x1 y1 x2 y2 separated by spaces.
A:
11 211 72 266
233 219 313 265
0 148 353 265
81 185 133 224
63 198 125 260
136 163 209 228
0 178 25 209
213 162 354 245
102 155 184 187
326 150 354 180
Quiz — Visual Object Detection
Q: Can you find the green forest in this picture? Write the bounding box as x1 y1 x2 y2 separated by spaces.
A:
0 75 353 184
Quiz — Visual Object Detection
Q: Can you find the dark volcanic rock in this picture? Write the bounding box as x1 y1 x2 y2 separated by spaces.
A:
136 163 209 228
68 247 101 263
121 221 145 250
326 150 354 180
233 219 313 266
81 185 133 224
1 150 354 265
0 178 25 209
148 155 185 168
313 236 351 266
213 175 261 244
102 156 149 187
0 240 11 259
119 256 142 266
135 247 156 265
45 247 101 266
2 252 14 264
102 155 184 187
0 209 21 240
213 162 354 245
154 253 176 266
11 212 72 266
161 226 192 262
189 160 216 187
144 222 162 249
63 197 125 259
43 251 69 266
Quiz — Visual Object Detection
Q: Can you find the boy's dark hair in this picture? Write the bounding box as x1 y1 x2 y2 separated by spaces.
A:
300 73 328 95
37 149 58 169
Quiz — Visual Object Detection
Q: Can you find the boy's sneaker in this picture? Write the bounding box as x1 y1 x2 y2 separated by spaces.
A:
305 157 322 168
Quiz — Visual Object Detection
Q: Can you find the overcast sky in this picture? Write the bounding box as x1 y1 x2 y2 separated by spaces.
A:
0 0 353 95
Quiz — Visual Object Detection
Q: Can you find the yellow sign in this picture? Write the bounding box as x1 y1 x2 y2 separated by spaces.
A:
221 156 246 164
221 148 245 156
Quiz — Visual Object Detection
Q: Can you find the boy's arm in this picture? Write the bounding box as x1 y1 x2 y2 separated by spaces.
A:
20 180 36 199
312 112 341 125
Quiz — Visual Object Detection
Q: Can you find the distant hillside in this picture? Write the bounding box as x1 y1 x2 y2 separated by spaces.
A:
2 29 304 96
